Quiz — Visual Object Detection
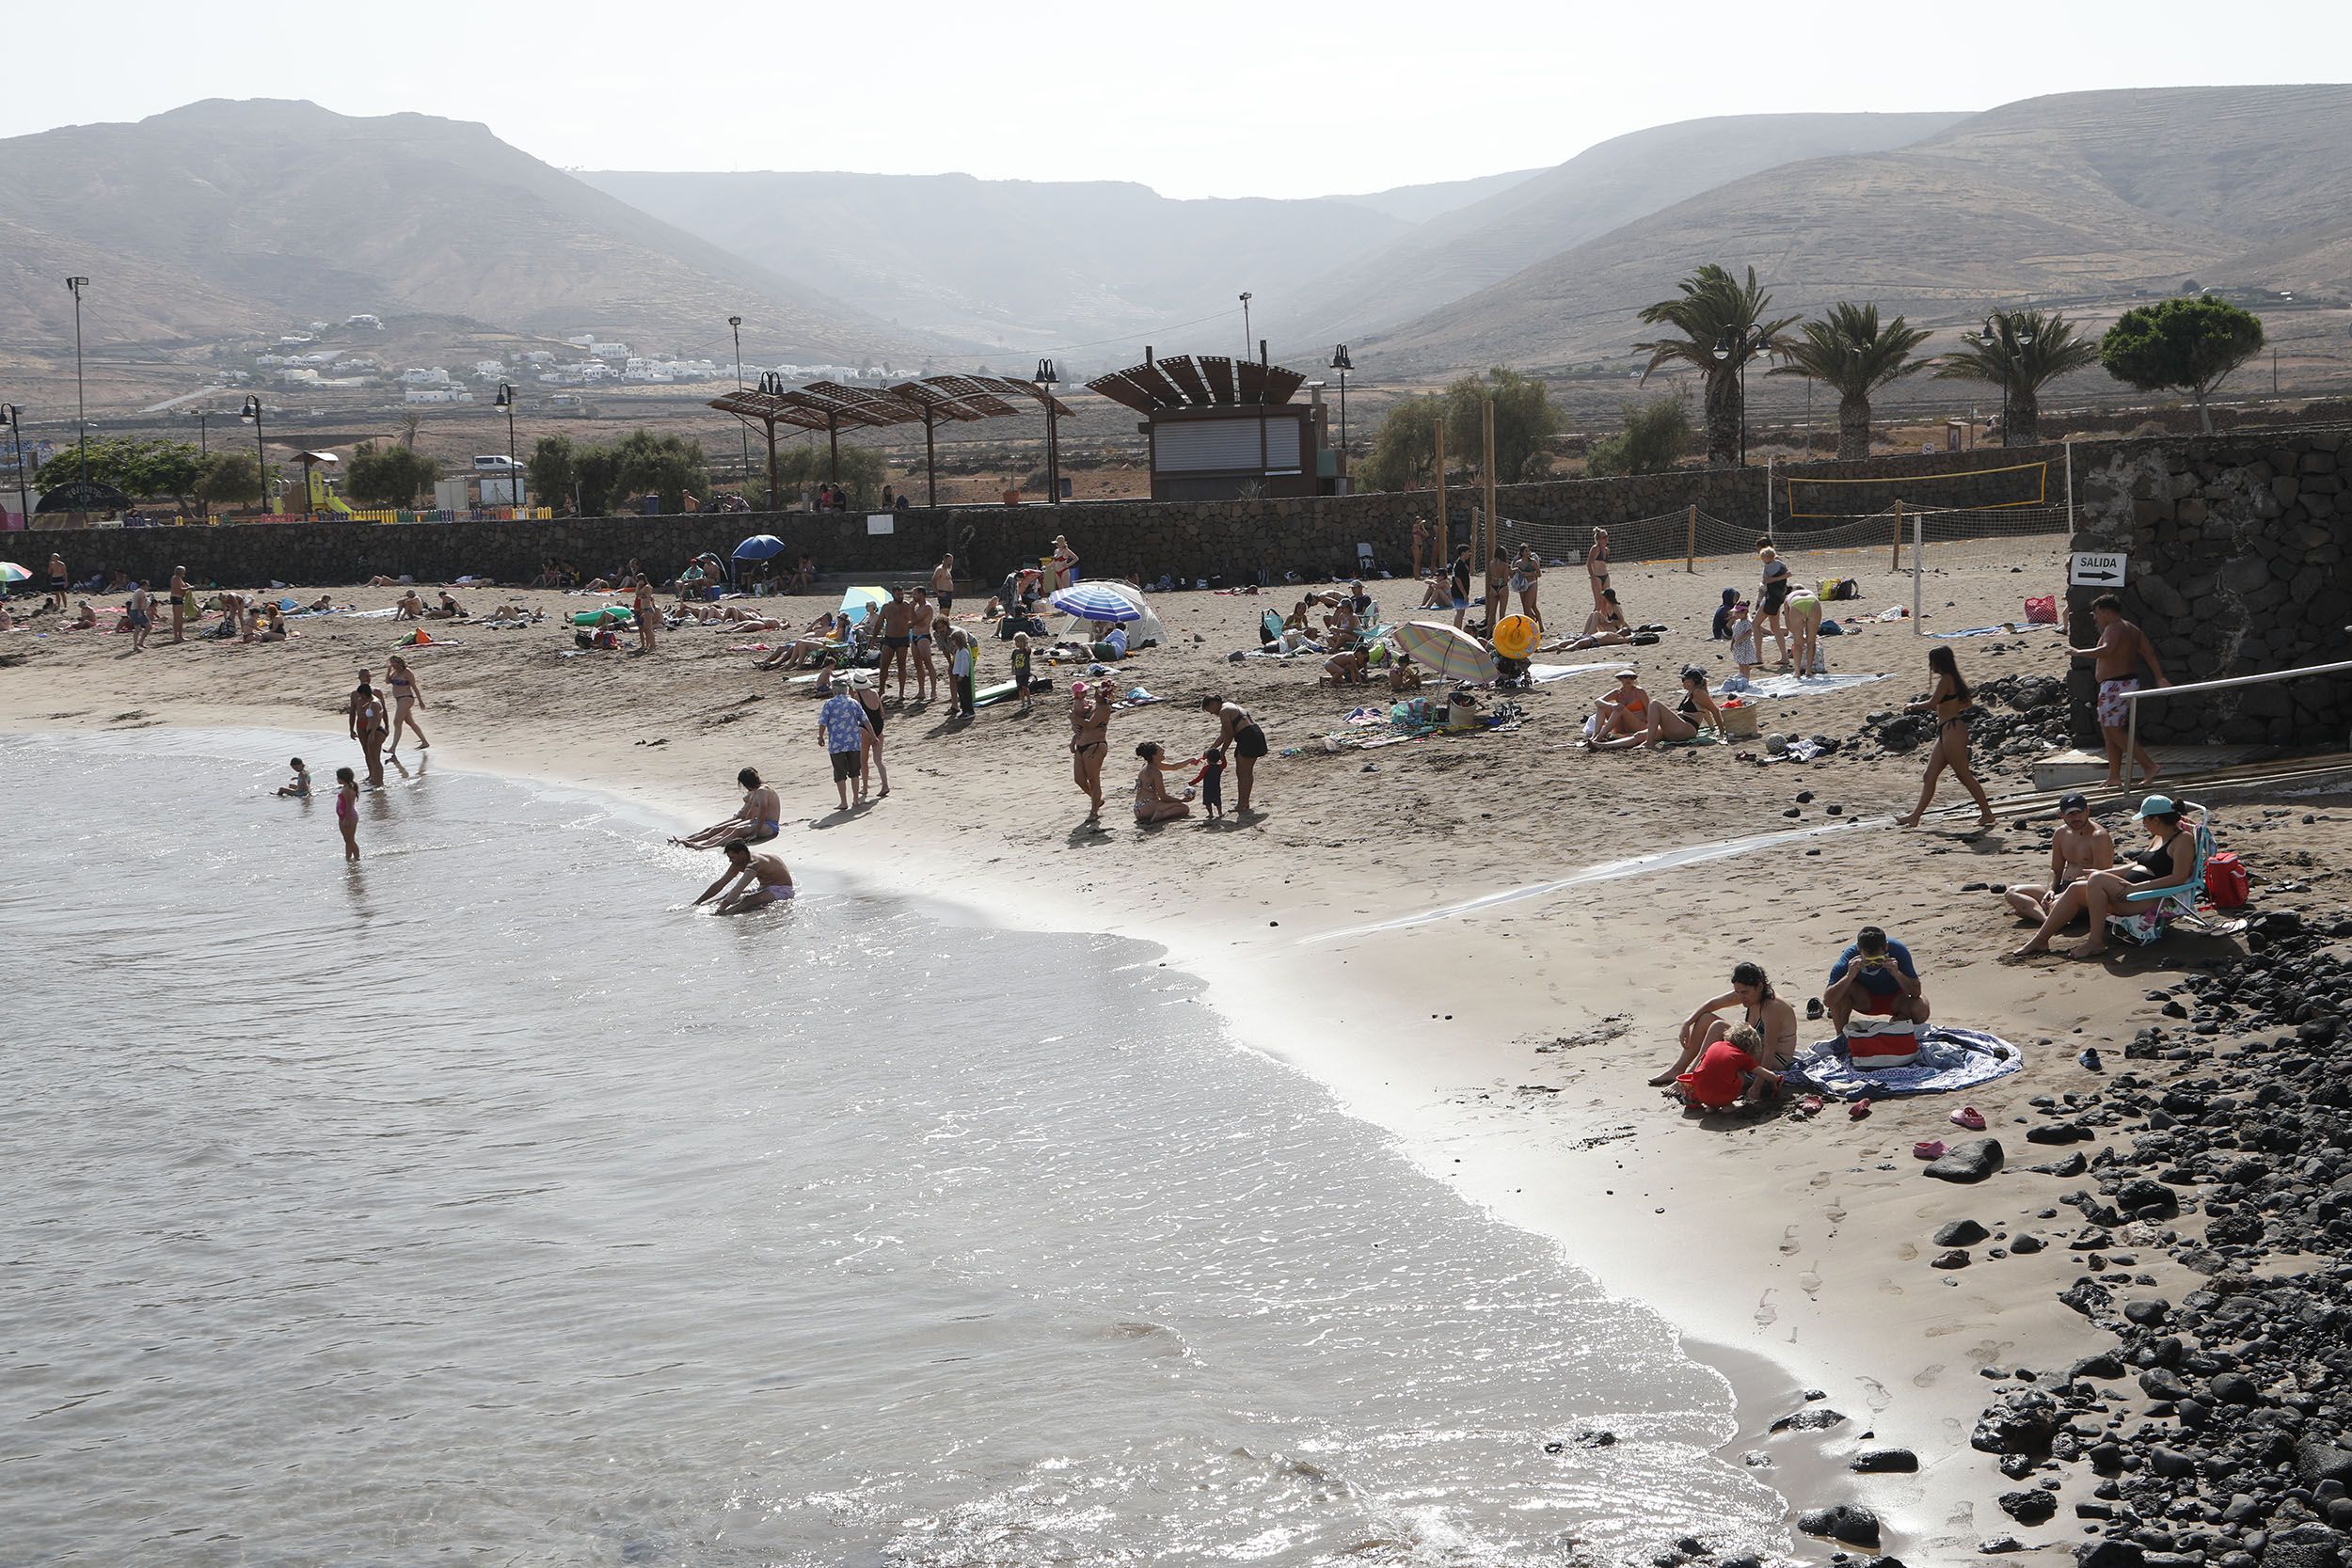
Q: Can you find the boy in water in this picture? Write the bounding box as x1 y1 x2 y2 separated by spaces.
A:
1191 746 1227 820
694 841 795 914
278 758 312 799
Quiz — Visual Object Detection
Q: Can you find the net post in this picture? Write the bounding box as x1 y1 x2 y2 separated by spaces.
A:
1482 397 1498 568
1434 420 1448 560
1890 498 1904 573
2063 436 2075 537
1685 505 1696 574
1912 507 1924 635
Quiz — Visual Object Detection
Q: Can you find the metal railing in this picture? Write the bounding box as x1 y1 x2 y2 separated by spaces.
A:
2121 644 2352 785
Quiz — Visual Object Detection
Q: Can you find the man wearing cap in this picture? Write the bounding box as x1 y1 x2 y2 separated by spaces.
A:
2005 792 2115 926
1823 925 1928 1037
2067 593 2170 789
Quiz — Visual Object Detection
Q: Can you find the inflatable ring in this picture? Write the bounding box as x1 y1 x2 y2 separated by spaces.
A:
1492 614 1538 661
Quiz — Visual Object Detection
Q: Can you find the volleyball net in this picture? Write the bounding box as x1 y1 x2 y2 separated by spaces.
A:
1778 458 2052 519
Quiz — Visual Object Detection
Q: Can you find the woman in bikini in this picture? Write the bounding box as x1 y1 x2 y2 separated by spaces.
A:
1586 527 1613 614
384 655 429 757
1410 515 1432 581
1628 666 1721 748
1756 542 1793 669
674 768 782 848
1483 546 1510 635
1894 645 1994 831
1132 741 1197 825
854 673 891 798
1585 669 1658 750
1513 546 1543 624
1787 583 1825 676
1200 694 1268 814
1651 960 1798 1095
1070 681 1114 825
2013 796 2194 960
347 668 389 786
1051 535 1079 591
632 578 658 653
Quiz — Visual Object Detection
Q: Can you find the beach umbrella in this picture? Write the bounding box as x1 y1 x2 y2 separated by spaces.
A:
1049 582 1142 624
0 562 29 586
1391 620 1497 684
731 533 787 562
839 585 887 624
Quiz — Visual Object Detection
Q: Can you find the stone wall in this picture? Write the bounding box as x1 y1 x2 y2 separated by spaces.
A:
8 440 2076 594
2067 427 2352 745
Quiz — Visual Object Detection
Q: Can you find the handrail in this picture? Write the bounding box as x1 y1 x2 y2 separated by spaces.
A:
2119 653 2352 787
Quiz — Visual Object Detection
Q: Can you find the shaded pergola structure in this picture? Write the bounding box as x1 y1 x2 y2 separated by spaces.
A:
1084 353 1325 502
708 374 1076 508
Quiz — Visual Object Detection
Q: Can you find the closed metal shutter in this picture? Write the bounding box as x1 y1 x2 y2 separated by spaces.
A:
1155 417 1302 474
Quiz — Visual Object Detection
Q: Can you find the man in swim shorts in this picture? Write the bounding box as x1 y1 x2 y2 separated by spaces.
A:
2068 593 2169 789
818 682 872 810
1823 925 1928 1037
694 841 795 914
876 588 914 702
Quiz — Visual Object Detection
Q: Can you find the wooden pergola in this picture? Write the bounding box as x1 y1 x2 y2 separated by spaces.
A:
708 374 1074 508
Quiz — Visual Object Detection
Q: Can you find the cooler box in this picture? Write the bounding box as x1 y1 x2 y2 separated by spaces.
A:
1846 1016 1919 1070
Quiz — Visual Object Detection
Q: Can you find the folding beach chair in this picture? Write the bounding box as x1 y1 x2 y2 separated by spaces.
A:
2106 803 2241 946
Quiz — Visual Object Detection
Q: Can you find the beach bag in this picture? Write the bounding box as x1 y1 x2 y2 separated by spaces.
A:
2025 595 2058 625
2204 851 2249 910
1846 1016 1919 1070
1260 610 1282 646
1718 700 1760 739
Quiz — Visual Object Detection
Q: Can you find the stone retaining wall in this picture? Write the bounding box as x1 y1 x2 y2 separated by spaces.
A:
2068 429 2352 745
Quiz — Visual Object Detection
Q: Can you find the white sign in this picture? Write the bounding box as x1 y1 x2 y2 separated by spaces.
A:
866 513 895 535
2069 550 2128 589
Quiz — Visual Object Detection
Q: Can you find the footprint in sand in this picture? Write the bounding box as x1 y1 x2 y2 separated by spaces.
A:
1912 1363 1945 1388
1894 1241 1918 1261
1858 1375 1893 1413
1779 1225 1802 1257
1754 1289 1778 1329
1798 1271 1822 1297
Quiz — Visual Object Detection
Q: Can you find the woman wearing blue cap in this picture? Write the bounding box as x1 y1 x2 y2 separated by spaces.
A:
2012 795 2194 959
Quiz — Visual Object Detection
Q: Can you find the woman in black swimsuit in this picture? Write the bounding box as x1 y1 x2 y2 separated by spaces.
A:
1200 694 1268 814
2014 797 2194 959
1071 681 1113 827
854 673 890 798
1895 646 1994 831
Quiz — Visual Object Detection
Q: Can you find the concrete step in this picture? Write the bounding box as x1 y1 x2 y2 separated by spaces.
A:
2030 744 2278 793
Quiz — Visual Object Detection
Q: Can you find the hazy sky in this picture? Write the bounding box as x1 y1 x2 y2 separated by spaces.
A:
9 1 2346 198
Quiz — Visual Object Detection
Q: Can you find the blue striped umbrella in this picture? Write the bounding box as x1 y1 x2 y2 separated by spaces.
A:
1048 582 1142 623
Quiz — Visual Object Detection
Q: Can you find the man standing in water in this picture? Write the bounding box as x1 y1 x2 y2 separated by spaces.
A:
347 667 389 786
2069 593 2170 788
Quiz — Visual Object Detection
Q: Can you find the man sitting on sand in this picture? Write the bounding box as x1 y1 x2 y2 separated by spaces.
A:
1652 961 1799 1102
2005 791 2115 925
1823 926 1928 1037
391 590 426 619
694 841 796 914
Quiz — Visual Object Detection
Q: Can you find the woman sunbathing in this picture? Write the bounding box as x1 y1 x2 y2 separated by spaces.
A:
1583 669 1660 750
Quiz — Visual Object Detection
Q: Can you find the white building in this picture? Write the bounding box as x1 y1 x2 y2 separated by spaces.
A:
473 360 508 380
590 341 628 359
345 313 383 329
520 350 556 365
403 388 477 404
565 334 596 349
400 367 453 387
279 368 322 386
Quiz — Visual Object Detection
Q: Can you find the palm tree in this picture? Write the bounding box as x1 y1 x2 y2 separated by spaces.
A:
1766 303 1931 460
1634 264 1798 467
1934 309 2100 445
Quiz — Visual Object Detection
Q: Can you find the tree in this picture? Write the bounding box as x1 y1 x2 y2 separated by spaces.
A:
1438 366 1563 484
195 451 262 511
1358 393 1445 493
37 436 206 507
610 430 708 513
1583 395 1694 476
345 441 439 507
1766 303 1932 459
1634 264 1798 467
527 436 580 514
756 443 886 508
2099 295 2265 435
1934 309 2101 445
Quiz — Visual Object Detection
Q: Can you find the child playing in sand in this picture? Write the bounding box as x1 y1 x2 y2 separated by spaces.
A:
334 767 360 860
1191 747 1227 820
1676 1023 1773 1112
278 758 311 799
1010 631 1034 715
1727 600 1759 685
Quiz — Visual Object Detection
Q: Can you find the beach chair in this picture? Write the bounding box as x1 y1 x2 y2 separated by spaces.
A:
2106 802 2233 946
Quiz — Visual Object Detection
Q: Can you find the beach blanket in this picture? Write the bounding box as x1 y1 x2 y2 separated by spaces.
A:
1528 661 1622 684
1714 672 1890 702
1786 1025 2024 1100
1930 622 2064 641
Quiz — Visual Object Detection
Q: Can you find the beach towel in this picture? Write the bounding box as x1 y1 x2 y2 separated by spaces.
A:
1712 672 1890 702
1527 662 1622 684
1785 1025 2024 1100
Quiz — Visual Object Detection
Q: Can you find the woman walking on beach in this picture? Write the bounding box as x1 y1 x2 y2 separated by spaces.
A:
1894 646 1994 832
854 673 891 799
167 565 189 642
1070 681 1113 827
347 668 389 786
1585 527 1610 614
384 655 429 756
334 768 361 861
1512 546 1543 624
1756 542 1793 669
1200 694 1268 815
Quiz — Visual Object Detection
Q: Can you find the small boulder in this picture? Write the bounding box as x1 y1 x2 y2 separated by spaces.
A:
1850 1447 1919 1474
1924 1138 2006 1183
1998 1488 2058 1525
1795 1501 1881 1548
1934 1219 1992 1246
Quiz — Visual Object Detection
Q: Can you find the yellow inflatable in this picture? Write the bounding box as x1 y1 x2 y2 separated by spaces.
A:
1492 614 1537 661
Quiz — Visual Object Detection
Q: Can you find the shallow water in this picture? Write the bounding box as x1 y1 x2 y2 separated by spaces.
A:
2 730 1784 1566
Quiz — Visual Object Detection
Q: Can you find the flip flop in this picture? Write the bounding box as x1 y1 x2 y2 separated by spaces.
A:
1913 1139 1947 1160
1798 1095 1825 1117
1950 1106 1987 1132
1848 1098 1872 1120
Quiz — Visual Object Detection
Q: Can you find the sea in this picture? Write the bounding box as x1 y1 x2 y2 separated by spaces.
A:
1 729 1786 1566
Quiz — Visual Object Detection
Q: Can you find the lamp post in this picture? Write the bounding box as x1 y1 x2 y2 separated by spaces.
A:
728 314 751 498
1238 293 1252 360
494 384 519 513
1709 322 1775 467
1328 343 1352 488
193 406 210 456
239 394 267 514
1979 311 2037 447
1 404 28 524
64 277 89 484
1034 358 1061 505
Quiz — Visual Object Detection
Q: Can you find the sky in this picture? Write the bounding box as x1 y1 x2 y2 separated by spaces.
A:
8 1 2348 198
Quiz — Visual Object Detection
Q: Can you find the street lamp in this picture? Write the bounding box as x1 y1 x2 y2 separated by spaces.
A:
239 394 267 514
728 314 751 497
1034 357 1062 505
1 404 28 524
1238 293 1252 359
1328 343 1352 485
1979 312 2037 446
64 277 89 484
494 383 519 513
1709 322 1775 467
192 406 211 456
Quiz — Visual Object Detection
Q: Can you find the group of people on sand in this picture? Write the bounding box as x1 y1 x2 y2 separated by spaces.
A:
1068 687 1262 829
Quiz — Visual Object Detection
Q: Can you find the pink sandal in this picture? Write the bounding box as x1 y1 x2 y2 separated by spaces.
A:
1913 1139 1947 1160
1848 1098 1872 1120
1950 1106 1986 1132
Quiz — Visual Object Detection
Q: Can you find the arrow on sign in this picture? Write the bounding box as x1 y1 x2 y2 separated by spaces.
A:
2074 566 2122 585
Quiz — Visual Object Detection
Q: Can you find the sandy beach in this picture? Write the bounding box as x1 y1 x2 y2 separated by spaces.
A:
10 534 2349 1562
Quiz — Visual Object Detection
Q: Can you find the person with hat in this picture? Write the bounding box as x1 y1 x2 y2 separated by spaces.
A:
2013 795 2196 959
2005 792 2115 926
1583 668 1657 751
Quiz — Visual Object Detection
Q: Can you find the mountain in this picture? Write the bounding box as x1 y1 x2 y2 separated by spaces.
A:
1326 169 1543 225
0 100 944 360
1273 112 1971 352
1362 85 2352 371
579 167 1453 352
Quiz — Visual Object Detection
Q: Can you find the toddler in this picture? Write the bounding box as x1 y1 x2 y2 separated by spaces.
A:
277 757 311 798
1190 746 1227 819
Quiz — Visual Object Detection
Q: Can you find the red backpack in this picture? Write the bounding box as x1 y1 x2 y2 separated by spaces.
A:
2204 851 2249 910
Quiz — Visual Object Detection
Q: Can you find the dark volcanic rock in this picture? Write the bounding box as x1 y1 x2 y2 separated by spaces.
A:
1998 1487 2058 1525
1934 1218 1991 1246
1923 1138 2005 1183
1794 1501 1881 1547
1849 1446 1919 1473
1770 1405 1846 1433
